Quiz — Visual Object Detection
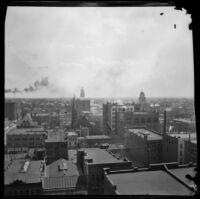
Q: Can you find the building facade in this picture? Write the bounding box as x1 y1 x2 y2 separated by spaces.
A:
5 101 19 121
6 128 47 153
124 128 163 167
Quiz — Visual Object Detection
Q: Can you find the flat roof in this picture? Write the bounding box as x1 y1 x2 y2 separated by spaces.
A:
67 132 77 136
169 167 196 187
83 148 126 164
173 119 195 124
169 133 196 141
7 128 46 135
85 135 111 140
5 160 42 185
128 128 162 141
107 170 193 195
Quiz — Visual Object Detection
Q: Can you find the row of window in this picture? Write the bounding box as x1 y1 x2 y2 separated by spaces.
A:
5 188 41 196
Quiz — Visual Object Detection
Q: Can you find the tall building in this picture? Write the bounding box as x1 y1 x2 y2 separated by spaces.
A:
5 101 18 121
80 87 85 98
139 91 147 112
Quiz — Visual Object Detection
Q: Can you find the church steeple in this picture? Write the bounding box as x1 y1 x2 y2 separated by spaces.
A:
80 87 85 98
71 95 77 129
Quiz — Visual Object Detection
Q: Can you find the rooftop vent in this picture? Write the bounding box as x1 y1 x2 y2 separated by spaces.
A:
58 160 68 171
20 161 30 173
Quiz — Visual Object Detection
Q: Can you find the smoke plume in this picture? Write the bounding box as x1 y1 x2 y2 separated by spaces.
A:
5 77 49 94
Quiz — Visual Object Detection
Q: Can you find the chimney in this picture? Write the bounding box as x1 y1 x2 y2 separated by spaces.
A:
163 110 166 135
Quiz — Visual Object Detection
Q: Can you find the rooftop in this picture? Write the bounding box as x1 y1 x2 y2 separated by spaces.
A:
44 158 79 178
4 160 42 185
128 128 162 141
45 129 67 143
169 133 196 141
7 128 46 135
85 135 111 140
67 131 78 136
107 170 194 195
173 119 195 124
43 158 81 191
169 166 196 187
83 148 127 164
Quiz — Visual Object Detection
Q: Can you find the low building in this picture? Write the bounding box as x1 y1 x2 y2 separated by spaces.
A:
67 131 78 149
42 158 87 195
6 128 47 153
4 160 44 196
104 163 196 195
45 129 68 165
77 147 132 194
124 128 163 167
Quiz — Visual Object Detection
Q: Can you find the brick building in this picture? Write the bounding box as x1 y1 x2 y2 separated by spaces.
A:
77 147 132 194
124 128 163 167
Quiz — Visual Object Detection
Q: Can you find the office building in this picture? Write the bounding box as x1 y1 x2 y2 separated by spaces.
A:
6 128 47 153
124 128 163 167
171 118 196 132
45 129 68 165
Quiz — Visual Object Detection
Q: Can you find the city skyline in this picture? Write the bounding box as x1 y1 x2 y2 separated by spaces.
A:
5 7 194 98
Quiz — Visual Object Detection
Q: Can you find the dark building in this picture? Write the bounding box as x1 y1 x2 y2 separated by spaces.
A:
124 128 163 167
4 160 43 196
104 163 196 195
5 101 18 121
45 129 68 165
77 147 132 194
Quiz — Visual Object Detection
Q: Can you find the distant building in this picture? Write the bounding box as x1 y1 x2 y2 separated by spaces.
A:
6 128 47 153
77 147 132 194
171 118 196 132
5 101 19 121
4 160 43 196
84 135 112 148
103 102 134 135
76 98 90 117
124 128 163 166
67 131 78 149
80 87 85 98
104 163 196 195
17 113 38 128
116 111 160 135
43 158 87 195
139 91 147 112
45 129 68 165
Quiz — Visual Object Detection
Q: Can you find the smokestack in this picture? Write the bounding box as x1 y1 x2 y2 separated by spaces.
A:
163 110 166 135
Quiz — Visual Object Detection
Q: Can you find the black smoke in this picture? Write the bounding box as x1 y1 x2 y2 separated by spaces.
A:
5 77 49 94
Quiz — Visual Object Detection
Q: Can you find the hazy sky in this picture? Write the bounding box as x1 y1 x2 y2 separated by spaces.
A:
5 6 193 98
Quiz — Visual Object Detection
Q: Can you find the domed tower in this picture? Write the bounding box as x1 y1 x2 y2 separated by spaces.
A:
139 91 147 112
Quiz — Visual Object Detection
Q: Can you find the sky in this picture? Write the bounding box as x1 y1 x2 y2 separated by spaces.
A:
5 6 194 98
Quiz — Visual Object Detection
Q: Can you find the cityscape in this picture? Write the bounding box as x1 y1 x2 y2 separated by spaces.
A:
4 6 197 196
